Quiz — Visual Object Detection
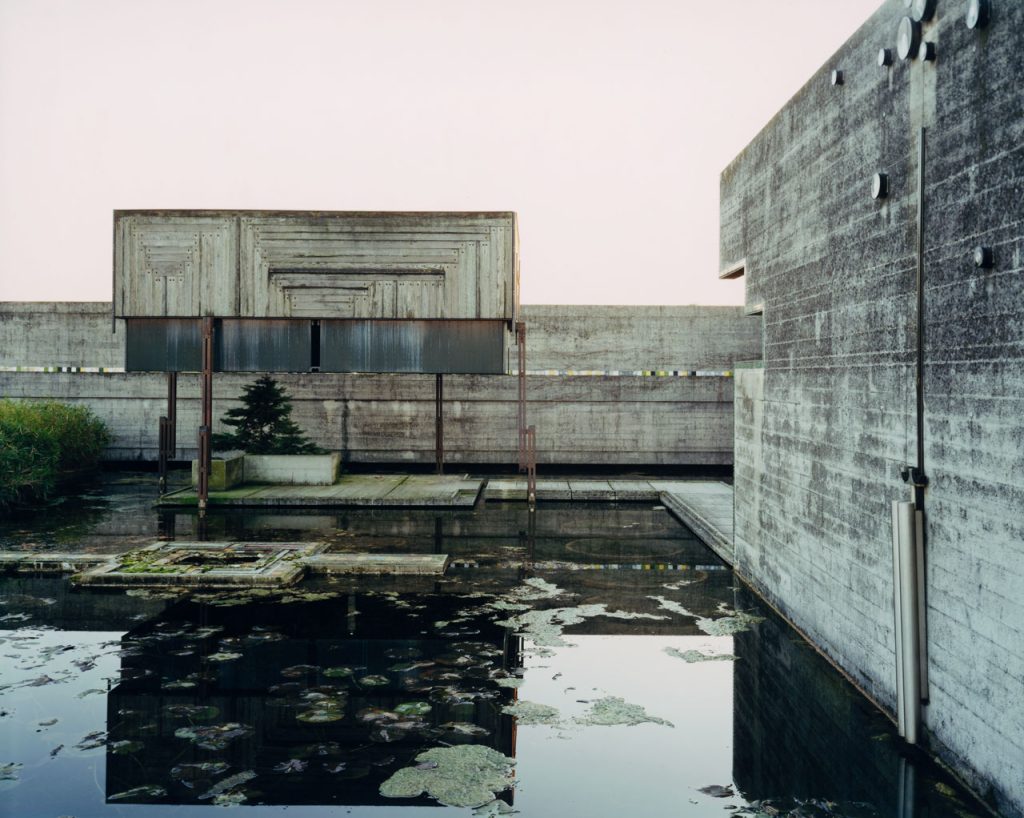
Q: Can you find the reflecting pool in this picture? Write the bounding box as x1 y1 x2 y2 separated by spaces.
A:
0 472 991 817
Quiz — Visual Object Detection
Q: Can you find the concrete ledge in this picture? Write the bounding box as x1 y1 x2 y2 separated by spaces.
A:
659 483 734 566
0 553 111 574
305 553 450 575
245 453 341 485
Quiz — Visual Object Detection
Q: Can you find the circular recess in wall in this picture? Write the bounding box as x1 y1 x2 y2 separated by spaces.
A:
872 173 890 200
973 246 994 268
910 0 937 21
878 48 894 67
966 0 990 28
919 41 937 61
831 69 844 85
897 17 922 59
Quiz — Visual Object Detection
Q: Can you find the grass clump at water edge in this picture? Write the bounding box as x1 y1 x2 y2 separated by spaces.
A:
0 399 110 508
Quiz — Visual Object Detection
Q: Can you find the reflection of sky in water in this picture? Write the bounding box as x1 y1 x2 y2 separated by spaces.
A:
512 635 735 818
0 477 995 818
0 630 121 818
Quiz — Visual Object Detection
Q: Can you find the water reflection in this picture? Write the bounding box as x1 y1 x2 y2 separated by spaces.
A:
106 593 519 806
0 472 994 817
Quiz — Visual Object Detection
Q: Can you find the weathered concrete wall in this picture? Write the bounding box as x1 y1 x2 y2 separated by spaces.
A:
0 302 760 466
722 2 1024 815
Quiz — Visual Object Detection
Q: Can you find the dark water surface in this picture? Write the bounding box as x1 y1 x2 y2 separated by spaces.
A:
0 472 989 818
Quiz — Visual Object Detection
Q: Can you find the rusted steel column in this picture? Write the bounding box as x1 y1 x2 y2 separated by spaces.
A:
435 373 444 475
526 424 537 511
158 416 170 494
516 322 527 472
197 317 214 511
167 371 177 453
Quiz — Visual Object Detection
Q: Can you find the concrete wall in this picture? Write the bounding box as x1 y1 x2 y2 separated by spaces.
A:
0 302 761 466
722 2 1024 815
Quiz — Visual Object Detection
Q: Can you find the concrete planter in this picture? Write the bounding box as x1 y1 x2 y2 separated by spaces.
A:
244 453 340 486
190 452 246 490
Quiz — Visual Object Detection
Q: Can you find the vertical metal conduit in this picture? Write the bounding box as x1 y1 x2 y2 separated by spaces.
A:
892 500 921 744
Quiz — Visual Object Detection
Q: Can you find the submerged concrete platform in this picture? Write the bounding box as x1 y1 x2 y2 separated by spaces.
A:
659 482 734 566
305 553 450 576
1 543 452 586
159 474 485 508
75 541 325 588
484 478 735 565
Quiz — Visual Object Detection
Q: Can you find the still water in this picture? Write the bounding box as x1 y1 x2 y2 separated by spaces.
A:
0 472 988 818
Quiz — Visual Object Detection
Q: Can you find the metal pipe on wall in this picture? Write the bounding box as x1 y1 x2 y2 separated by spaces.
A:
892 500 921 744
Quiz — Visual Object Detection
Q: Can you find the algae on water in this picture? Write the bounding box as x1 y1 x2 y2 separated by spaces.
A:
574 696 673 728
380 745 516 808
501 700 561 725
664 647 736 663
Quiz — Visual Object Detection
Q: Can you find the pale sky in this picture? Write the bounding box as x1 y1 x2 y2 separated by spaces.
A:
0 0 880 306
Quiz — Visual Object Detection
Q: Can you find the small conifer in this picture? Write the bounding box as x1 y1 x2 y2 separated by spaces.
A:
212 375 321 454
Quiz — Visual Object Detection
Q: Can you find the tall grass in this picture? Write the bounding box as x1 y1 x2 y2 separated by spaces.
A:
0 400 110 508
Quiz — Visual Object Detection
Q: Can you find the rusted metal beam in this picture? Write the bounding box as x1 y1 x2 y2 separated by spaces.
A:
158 416 170 494
517 322 527 472
197 317 214 512
167 371 177 452
526 424 537 511
435 373 444 475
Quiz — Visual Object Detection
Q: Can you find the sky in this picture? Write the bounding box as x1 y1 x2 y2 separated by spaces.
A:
0 0 881 306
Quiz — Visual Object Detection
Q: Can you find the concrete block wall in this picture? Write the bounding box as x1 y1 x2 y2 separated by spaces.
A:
722 2 1024 814
0 302 760 466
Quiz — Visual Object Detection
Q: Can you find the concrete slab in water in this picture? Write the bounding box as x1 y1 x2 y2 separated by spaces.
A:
659 482 734 565
158 474 484 508
74 541 325 588
305 553 450 575
0 553 111 574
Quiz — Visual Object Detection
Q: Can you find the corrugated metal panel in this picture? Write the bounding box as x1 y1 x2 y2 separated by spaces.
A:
127 319 311 372
125 319 201 372
216 319 310 372
321 320 506 374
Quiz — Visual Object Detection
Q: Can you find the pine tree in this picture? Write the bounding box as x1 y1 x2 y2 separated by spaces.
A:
212 375 321 454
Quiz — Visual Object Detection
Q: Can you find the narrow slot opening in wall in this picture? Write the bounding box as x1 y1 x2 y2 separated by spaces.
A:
310 320 321 372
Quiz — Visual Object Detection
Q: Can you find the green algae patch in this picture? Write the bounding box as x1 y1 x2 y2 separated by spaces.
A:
664 647 736 663
501 700 561 725
697 608 764 636
380 745 516 808
496 604 666 650
574 696 673 728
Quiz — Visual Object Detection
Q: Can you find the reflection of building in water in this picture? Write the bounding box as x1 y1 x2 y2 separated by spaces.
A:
106 593 520 807
731 585 954 818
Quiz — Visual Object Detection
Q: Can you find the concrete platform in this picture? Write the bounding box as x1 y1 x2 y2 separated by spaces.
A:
485 478 674 503
159 474 484 508
0 553 111 574
659 482 734 566
305 553 450 576
74 541 326 588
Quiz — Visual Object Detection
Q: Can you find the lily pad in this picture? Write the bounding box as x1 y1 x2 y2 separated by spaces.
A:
395 701 432 716
198 770 256 800
0 763 22 781
380 744 516 808
164 704 221 721
357 674 389 687
171 761 230 781
322 666 355 678
296 709 344 724
175 722 254 751
109 784 167 801
109 740 144 755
